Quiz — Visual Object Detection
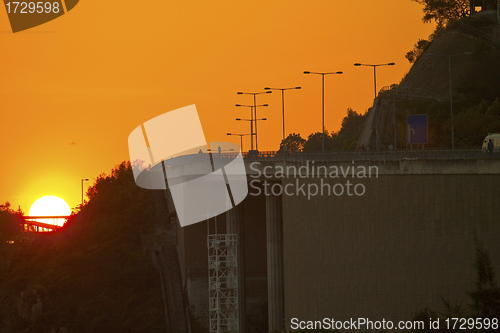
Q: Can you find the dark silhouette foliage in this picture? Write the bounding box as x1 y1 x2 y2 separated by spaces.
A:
412 0 470 31
468 242 500 325
302 108 366 152
406 0 469 63
406 38 431 63
280 133 306 152
0 202 23 241
410 242 500 332
391 97 500 149
0 162 165 333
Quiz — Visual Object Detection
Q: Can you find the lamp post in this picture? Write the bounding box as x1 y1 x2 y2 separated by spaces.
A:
237 91 272 151
81 178 89 206
427 52 471 150
263 86 301 142
206 148 235 154
303 71 343 153
227 133 251 152
236 117 267 124
354 62 395 151
354 62 395 99
236 103 268 151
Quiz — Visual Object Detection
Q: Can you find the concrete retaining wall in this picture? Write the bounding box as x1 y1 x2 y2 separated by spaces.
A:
282 174 500 327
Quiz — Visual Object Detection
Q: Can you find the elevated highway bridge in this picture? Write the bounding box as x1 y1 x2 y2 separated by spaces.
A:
22 216 69 232
161 149 500 332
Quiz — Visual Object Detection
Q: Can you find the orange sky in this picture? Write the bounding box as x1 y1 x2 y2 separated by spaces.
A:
0 0 435 212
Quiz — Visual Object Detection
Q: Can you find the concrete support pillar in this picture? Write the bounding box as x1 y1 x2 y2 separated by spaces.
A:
266 193 284 332
226 204 246 333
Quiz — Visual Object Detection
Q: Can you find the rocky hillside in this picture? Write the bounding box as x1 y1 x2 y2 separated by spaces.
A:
359 10 500 150
400 10 500 102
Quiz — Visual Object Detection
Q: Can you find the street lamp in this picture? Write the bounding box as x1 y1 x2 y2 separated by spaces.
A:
206 148 235 154
303 71 343 153
354 62 395 99
236 118 267 122
227 133 251 152
354 62 395 151
427 52 471 150
237 91 272 151
81 178 89 206
235 103 268 151
264 86 301 142
236 104 254 150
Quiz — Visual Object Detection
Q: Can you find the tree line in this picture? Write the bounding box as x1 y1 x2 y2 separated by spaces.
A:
279 108 367 152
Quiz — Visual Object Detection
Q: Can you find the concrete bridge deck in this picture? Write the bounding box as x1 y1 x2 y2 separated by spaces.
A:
163 150 500 181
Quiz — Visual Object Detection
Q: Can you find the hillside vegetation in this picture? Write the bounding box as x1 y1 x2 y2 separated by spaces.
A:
280 108 367 152
0 162 166 333
376 11 500 150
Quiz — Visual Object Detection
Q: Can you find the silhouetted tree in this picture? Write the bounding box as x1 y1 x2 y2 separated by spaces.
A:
335 108 366 150
412 0 470 32
451 99 500 147
0 162 164 333
301 108 366 152
407 1 470 64
410 241 500 332
406 38 431 63
280 133 306 152
468 242 500 326
0 202 23 241
302 131 335 152
87 161 135 203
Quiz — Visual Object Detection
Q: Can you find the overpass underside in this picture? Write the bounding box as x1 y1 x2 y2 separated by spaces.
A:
168 156 500 332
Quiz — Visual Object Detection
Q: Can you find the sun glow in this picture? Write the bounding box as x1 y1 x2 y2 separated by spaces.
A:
29 195 71 227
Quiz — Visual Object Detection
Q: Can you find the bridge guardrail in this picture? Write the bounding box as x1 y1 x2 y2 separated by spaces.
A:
160 149 497 166
239 149 493 162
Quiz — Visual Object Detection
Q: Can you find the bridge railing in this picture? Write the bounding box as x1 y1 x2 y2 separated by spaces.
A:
161 149 495 165
238 149 492 162
22 216 68 232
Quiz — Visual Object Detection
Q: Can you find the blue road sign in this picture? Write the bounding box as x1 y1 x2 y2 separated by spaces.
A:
406 114 428 144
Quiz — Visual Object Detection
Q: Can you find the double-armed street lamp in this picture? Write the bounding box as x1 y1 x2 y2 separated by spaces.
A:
227 133 251 152
303 71 343 153
206 148 235 154
263 86 301 142
237 91 272 151
427 52 472 150
81 178 89 206
236 117 267 125
235 104 255 150
354 62 395 151
235 104 268 151
354 62 395 99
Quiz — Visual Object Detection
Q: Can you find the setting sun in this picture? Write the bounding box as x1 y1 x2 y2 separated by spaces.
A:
29 195 71 227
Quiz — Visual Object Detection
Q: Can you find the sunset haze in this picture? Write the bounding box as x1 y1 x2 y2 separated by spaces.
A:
0 0 435 211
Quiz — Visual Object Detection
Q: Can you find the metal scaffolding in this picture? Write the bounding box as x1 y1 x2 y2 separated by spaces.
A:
208 234 239 333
